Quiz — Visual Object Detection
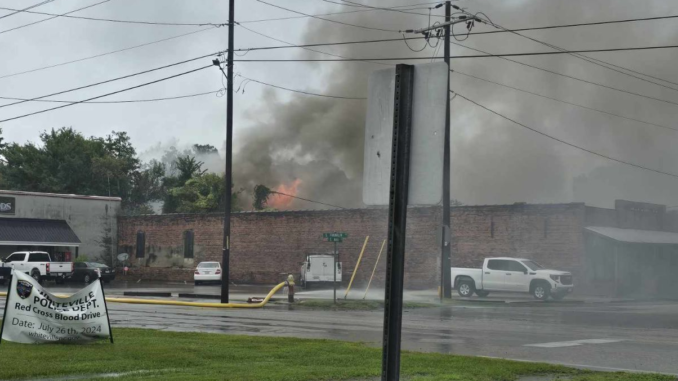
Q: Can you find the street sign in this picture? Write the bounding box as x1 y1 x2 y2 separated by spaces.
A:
323 232 348 239
362 62 447 205
326 237 343 242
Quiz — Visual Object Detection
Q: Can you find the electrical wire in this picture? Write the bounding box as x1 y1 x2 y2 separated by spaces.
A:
256 0 401 33
451 69 678 133
469 11 678 93
0 27 216 81
0 65 212 124
271 191 348 210
454 92 678 179
0 0 110 36
237 22 391 66
238 75 366 99
0 5 228 27
0 90 222 105
0 51 222 109
446 41 678 108
241 1 442 24
0 0 53 21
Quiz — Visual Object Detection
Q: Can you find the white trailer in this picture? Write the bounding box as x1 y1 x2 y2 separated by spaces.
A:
300 254 342 289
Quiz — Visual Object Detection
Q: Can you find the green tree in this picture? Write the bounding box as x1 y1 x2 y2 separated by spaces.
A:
169 173 241 213
253 184 273 210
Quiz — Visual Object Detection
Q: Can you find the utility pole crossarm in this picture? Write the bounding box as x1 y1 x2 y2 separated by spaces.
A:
402 17 476 34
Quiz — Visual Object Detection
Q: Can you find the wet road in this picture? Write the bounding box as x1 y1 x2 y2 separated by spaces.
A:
3 283 678 375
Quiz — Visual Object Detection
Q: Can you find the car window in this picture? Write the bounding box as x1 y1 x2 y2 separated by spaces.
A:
522 260 543 271
28 253 50 262
507 261 527 272
198 262 219 268
74 262 86 269
487 260 508 271
88 262 108 268
5 253 26 262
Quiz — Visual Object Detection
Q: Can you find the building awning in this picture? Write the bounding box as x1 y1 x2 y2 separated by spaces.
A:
585 226 678 245
0 218 81 246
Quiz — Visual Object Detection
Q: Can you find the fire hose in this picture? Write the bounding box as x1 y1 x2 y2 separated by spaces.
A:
0 282 285 309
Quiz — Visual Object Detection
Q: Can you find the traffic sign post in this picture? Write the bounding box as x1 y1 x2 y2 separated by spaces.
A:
323 233 348 304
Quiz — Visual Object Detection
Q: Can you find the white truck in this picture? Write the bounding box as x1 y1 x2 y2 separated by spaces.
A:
0 251 74 285
451 257 573 301
300 254 342 289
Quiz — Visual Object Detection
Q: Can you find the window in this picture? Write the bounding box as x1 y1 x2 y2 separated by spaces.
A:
74 262 86 269
522 260 543 271
507 260 528 273
136 231 146 258
28 253 50 262
197 262 219 268
487 260 509 271
4 253 25 262
184 230 194 259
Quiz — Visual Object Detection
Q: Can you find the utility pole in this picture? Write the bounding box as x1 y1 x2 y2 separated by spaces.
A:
220 0 235 304
441 0 452 299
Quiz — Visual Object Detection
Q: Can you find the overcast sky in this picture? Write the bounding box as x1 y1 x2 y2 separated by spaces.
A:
2 0 678 209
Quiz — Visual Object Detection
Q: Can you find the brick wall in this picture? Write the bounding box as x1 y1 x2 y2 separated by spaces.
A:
451 203 587 275
118 203 589 288
118 207 441 289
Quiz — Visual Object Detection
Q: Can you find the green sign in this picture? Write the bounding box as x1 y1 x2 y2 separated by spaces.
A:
326 237 343 242
323 232 348 239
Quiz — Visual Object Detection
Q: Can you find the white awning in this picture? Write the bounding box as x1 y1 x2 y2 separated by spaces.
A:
585 226 678 245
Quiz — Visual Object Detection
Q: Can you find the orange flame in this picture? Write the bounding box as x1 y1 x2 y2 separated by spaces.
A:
269 179 302 209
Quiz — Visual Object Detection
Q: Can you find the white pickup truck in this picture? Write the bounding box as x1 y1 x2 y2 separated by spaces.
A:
451 257 573 300
0 251 74 285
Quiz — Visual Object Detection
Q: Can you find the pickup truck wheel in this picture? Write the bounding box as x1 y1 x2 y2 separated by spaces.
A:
457 280 475 297
532 282 551 301
84 274 92 284
475 290 490 297
31 270 42 284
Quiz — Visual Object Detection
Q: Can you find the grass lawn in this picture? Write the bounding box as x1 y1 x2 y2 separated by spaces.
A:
291 299 437 310
0 321 673 381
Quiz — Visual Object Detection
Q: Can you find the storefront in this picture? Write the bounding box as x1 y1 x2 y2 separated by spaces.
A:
0 190 120 264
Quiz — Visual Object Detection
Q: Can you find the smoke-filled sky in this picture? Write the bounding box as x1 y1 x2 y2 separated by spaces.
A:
2 0 678 209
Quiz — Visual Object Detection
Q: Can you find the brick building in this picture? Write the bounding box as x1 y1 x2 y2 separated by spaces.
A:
117 200 678 295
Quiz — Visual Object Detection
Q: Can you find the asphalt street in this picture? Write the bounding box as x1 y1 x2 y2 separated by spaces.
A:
2 282 678 376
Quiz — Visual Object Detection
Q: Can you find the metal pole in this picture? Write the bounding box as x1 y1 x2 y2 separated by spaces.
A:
441 0 452 299
334 241 337 304
220 0 235 304
381 64 414 381
363 239 386 300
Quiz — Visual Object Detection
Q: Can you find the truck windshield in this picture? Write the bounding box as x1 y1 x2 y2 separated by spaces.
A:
522 260 543 271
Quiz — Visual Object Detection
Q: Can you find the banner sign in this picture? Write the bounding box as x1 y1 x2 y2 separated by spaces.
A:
1 271 113 344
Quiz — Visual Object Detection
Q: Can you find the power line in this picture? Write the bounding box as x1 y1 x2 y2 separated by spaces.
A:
0 0 53 21
256 0 401 33
236 22 392 66
0 51 221 109
452 70 678 133
446 40 678 108
454 92 678 179
0 0 110 36
0 27 215 81
0 5 228 27
0 89 221 105
228 43 678 62
237 75 366 99
272 191 348 210
0 65 212 124
469 11 678 93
